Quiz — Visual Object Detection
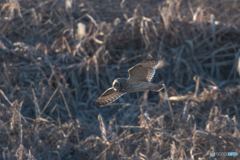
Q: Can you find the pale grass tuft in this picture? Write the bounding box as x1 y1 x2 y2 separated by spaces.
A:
0 0 240 159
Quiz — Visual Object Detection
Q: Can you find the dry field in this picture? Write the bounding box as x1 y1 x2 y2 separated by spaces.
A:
0 0 240 159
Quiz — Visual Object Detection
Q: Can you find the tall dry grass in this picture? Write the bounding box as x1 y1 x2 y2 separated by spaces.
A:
0 0 240 159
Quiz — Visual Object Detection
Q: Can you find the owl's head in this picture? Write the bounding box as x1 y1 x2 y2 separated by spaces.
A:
112 78 121 91
112 78 127 92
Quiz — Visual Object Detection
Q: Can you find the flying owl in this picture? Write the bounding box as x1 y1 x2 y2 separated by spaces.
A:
96 58 164 106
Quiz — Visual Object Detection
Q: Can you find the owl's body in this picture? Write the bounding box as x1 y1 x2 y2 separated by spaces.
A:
96 58 164 106
115 78 162 93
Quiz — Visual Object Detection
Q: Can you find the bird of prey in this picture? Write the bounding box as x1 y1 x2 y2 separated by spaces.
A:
96 58 164 106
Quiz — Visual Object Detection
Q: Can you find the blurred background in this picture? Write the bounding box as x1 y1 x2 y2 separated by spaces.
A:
0 0 240 159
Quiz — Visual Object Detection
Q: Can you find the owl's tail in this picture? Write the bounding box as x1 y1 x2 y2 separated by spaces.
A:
151 82 165 92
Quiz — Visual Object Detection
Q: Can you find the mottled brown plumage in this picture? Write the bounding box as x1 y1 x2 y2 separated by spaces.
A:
96 58 164 106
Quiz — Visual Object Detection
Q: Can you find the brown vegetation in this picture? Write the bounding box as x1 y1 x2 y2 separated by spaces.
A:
0 0 240 159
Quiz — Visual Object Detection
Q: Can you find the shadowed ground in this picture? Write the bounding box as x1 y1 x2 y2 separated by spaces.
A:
0 0 240 159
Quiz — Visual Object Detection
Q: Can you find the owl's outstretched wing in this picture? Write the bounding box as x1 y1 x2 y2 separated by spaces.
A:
127 58 159 83
96 87 126 106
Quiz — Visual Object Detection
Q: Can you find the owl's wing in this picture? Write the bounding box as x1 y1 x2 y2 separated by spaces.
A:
127 58 159 83
96 87 126 106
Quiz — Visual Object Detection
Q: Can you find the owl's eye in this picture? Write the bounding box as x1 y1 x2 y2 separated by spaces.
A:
115 83 118 87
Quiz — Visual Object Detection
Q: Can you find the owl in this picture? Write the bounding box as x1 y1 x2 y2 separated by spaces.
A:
96 58 164 106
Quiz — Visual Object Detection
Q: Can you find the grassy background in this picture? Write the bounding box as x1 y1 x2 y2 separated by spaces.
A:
0 0 240 159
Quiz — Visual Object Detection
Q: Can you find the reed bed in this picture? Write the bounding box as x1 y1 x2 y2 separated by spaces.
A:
0 0 240 159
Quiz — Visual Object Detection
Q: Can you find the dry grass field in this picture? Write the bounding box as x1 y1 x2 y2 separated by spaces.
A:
0 0 240 159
